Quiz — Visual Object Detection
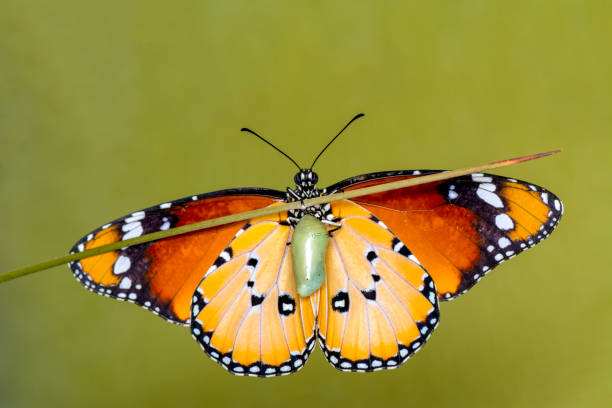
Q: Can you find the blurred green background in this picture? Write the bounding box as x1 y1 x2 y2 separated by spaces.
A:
1 1 610 407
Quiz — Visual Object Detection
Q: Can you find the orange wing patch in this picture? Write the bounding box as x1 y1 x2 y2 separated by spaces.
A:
69 193 283 325
76 227 122 287
499 182 556 241
317 200 439 372
190 209 317 377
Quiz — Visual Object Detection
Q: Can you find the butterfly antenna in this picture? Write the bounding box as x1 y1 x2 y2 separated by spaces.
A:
310 113 365 169
241 127 302 171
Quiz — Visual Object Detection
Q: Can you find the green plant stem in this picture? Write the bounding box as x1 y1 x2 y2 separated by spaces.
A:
0 150 559 284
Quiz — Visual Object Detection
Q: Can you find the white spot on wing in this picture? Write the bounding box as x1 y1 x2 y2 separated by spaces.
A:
479 183 496 192
477 187 503 208
220 250 231 262
119 277 132 289
122 224 143 240
125 211 145 223
472 174 492 183
113 255 131 274
498 237 511 249
495 213 514 230
122 221 141 232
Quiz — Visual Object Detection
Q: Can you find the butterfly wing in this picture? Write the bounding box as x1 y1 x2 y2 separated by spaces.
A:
317 200 439 372
190 207 318 377
328 171 563 300
69 188 285 325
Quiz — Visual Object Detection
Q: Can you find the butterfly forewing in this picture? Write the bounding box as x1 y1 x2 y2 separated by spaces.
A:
331 171 563 300
69 190 284 324
190 206 317 377
317 200 439 372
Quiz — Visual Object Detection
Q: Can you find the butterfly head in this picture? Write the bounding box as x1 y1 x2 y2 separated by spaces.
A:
294 169 319 188
291 169 321 200
286 170 332 226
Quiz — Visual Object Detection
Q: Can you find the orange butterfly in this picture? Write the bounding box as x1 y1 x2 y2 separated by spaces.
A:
69 116 563 376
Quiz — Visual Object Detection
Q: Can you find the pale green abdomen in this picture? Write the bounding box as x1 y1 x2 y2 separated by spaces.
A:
291 215 329 297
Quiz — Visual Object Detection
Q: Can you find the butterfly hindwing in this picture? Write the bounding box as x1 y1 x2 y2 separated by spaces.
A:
317 200 439 372
330 171 563 300
69 189 284 324
190 207 317 377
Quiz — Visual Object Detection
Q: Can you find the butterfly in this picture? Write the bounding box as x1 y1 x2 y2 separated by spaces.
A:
68 115 563 377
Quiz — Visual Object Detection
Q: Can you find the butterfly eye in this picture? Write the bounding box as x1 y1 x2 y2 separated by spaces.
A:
310 172 318 184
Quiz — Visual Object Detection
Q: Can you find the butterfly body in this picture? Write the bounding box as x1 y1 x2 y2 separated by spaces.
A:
69 167 562 377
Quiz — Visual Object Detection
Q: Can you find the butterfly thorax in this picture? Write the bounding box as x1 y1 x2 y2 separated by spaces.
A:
286 170 333 226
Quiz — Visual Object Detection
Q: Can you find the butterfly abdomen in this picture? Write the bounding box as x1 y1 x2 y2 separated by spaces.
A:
291 214 329 297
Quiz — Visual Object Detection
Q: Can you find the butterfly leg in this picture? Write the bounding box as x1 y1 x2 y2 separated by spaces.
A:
286 187 302 201
322 219 342 236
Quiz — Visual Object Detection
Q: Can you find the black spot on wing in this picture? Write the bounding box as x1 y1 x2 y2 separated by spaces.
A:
247 258 258 269
251 294 265 306
278 294 296 316
331 290 350 313
361 289 376 300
